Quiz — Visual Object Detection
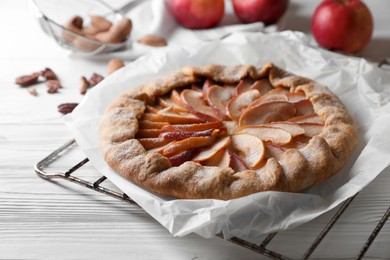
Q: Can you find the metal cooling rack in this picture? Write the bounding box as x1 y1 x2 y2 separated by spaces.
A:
35 138 389 260
35 60 390 259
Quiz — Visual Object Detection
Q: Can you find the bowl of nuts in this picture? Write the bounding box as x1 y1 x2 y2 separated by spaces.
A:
30 0 136 55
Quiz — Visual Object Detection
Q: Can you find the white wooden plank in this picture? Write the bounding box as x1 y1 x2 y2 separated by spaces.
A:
1 0 390 259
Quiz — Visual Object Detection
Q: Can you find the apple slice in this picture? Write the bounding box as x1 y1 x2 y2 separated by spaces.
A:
235 78 255 96
170 89 187 108
223 120 238 135
146 105 162 114
142 113 167 122
157 107 205 124
203 148 231 167
202 79 215 96
283 140 307 150
162 136 215 157
138 120 169 129
181 89 219 121
245 92 288 111
299 123 324 137
159 128 226 140
161 120 222 132
191 84 204 92
168 149 198 167
267 87 289 94
158 97 188 113
294 135 312 144
207 85 234 120
231 134 265 169
228 149 250 172
160 129 213 140
264 142 286 160
146 142 171 154
193 136 231 162
264 122 305 137
294 99 315 116
250 78 273 95
138 137 171 150
289 114 323 124
135 129 162 138
286 91 307 103
227 89 261 122
236 125 292 145
239 101 296 126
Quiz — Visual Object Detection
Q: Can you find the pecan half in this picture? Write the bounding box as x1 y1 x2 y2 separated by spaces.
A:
15 72 40 87
89 73 104 86
41 68 57 80
80 76 90 95
46 79 61 93
68 16 83 30
58 103 78 115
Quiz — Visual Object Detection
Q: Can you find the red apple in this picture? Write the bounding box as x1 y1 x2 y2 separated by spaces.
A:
171 0 225 29
312 0 373 54
233 0 289 25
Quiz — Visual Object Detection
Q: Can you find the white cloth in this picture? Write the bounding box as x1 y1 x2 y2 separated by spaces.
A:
81 0 266 59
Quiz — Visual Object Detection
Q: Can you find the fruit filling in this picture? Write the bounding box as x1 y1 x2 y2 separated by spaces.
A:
136 77 324 170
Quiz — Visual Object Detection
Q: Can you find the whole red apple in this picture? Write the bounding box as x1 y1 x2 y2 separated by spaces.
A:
171 0 224 29
312 0 373 54
233 0 289 25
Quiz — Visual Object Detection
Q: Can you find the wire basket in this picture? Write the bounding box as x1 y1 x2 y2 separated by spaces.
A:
30 0 129 55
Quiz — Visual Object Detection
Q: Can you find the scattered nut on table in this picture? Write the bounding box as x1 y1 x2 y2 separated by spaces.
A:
27 88 37 96
107 58 125 75
15 72 41 87
58 103 79 115
137 35 168 47
80 76 90 95
89 73 105 87
46 79 61 94
41 68 57 80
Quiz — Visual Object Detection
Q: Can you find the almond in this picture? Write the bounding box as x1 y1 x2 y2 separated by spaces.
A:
137 35 167 47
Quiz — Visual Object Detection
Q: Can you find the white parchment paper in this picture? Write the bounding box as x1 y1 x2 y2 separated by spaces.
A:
65 31 390 243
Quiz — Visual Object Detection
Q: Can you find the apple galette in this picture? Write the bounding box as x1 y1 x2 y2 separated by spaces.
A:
100 63 357 200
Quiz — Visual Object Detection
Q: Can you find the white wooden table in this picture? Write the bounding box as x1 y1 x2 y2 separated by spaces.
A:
1 0 389 259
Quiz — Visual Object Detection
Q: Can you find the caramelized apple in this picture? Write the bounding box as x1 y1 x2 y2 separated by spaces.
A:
239 101 296 126
193 137 231 162
168 149 198 167
227 89 261 122
264 122 305 137
138 120 169 129
234 78 255 96
161 120 222 132
289 114 323 124
138 137 171 150
228 149 250 171
163 136 216 157
181 89 219 121
236 125 292 145
250 78 273 95
231 134 265 168
207 85 234 120
299 123 324 137
294 99 315 116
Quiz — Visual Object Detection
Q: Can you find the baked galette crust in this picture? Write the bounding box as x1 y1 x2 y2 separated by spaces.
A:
100 63 358 200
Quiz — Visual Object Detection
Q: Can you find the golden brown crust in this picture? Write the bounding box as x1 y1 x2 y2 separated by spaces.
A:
99 63 358 200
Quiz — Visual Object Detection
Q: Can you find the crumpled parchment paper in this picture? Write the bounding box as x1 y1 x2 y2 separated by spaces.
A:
65 31 390 244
